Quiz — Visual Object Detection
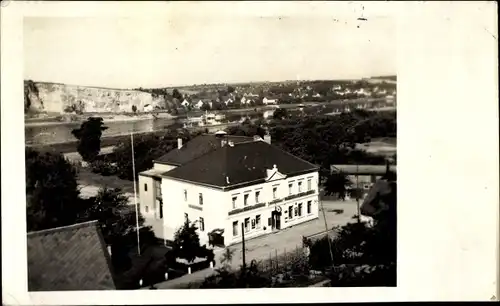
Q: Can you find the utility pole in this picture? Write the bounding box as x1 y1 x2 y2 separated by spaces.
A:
241 222 246 272
319 198 334 265
356 164 361 223
131 132 141 256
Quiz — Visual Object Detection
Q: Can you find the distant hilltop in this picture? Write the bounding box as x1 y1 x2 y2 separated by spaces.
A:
24 76 396 115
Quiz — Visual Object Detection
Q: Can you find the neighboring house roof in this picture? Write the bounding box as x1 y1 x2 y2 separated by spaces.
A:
27 220 116 291
154 134 254 166
360 179 396 217
331 164 396 175
162 140 319 190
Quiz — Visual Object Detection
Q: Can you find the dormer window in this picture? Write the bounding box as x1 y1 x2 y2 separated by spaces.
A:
273 187 278 199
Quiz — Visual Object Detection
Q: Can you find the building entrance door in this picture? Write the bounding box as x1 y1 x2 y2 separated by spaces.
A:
271 207 282 230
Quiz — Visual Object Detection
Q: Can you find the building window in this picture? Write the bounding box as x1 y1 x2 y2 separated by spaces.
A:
273 187 277 199
255 191 260 203
298 203 303 216
199 217 205 231
307 201 312 214
294 206 298 216
288 183 293 195
268 217 272 226
288 206 293 219
184 189 187 201
232 196 237 209
144 183 148 192
256 215 261 228
145 205 149 213
199 193 203 205
307 179 312 191
298 181 303 193
244 218 250 232
155 180 162 198
251 219 256 229
233 221 238 236
244 194 249 206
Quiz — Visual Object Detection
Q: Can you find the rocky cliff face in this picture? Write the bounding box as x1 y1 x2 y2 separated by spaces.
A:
24 81 166 114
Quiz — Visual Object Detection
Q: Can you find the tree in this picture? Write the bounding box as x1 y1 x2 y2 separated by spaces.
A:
114 134 175 181
172 88 183 100
79 187 141 243
200 103 211 111
71 117 108 162
25 148 82 231
225 122 266 138
172 217 201 263
323 171 352 200
220 247 235 266
309 177 397 286
272 108 288 120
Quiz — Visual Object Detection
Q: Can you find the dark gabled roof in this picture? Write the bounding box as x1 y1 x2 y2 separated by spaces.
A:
162 140 319 190
154 134 254 166
27 220 116 291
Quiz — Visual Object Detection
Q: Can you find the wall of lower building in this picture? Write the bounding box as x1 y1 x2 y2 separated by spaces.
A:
138 175 156 218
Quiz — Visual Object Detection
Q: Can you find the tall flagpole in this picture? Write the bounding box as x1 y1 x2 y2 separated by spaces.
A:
131 132 141 256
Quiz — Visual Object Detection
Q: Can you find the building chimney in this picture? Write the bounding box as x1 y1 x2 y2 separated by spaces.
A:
263 134 271 144
177 138 183 149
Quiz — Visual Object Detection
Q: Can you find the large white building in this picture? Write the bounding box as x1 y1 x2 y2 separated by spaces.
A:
138 132 320 247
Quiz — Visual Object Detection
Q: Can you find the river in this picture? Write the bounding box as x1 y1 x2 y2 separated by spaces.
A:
25 98 393 146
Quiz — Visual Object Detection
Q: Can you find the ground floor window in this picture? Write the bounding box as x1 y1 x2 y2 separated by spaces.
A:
251 219 256 229
307 201 312 214
294 206 298 217
233 221 238 236
288 205 293 219
298 203 303 216
256 215 261 228
244 218 250 232
268 217 272 226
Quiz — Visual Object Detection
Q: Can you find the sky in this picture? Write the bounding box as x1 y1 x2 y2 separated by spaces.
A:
24 15 396 89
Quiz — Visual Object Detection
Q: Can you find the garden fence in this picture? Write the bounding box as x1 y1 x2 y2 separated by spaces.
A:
251 244 309 276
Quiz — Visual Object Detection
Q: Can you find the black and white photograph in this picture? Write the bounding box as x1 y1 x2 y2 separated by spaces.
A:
1 0 498 303
23 9 397 291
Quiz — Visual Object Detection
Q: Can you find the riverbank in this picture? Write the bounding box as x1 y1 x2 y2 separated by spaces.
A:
24 112 177 127
27 121 241 153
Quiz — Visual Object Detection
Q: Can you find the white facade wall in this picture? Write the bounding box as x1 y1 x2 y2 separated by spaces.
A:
161 178 226 246
224 171 320 245
160 170 320 246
